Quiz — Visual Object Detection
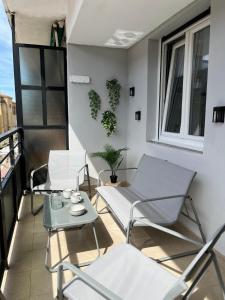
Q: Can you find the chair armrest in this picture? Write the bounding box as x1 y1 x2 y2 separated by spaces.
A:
76 163 88 174
57 262 122 300
30 164 48 190
76 164 89 191
30 164 48 179
98 167 137 186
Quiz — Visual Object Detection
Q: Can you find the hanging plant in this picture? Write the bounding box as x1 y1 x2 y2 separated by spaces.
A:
101 111 117 137
106 79 121 111
88 89 101 119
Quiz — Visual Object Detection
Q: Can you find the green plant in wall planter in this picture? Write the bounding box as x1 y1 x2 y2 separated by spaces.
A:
88 89 101 119
101 110 117 137
106 79 121 111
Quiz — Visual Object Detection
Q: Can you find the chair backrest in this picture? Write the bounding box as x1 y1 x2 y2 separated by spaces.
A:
165 223 225 299
181 223 225 281
130 154 196 223
48 150 86 189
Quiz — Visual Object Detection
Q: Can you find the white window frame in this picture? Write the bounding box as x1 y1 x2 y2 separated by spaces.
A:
159 17 210 151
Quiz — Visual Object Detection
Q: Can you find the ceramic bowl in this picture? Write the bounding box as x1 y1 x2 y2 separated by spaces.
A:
70 204 86 216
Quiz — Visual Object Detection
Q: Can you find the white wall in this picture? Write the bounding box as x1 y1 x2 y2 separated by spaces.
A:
67 44 128 178
126 0 225 255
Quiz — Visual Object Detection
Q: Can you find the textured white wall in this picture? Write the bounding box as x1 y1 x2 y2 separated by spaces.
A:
126 0 225 255
67 45 128 179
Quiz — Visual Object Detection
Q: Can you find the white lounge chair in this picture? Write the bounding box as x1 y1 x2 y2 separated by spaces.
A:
96 154 205 262
30 150 91 215
57 223 225 300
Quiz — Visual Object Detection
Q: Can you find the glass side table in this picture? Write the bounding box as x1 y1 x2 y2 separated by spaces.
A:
43 191 100 272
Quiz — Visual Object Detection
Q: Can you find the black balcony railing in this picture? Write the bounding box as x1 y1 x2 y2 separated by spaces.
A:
0 127 25 281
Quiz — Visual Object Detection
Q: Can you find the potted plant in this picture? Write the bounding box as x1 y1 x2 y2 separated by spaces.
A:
92 144 128 183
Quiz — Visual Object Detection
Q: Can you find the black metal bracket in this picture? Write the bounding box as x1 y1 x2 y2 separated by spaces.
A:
213 106 225 123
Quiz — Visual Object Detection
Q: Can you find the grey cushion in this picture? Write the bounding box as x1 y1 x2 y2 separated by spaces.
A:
63 244 187 300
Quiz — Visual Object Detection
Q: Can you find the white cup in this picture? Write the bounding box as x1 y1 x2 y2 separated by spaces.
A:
71 194 81 204
63 189 72 199
72 191 81 197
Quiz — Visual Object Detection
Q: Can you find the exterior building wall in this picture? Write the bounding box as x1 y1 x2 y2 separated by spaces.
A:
0 94 16 133
126 0 225 255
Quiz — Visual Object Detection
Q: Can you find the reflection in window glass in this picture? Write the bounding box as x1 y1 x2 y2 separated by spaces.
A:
189 26 210 136
165 44 185 133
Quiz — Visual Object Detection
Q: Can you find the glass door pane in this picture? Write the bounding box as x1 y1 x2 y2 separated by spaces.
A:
44 49 64 87
189 26 210 136
22 90 43 125
19 48 41 86
46 91 66 125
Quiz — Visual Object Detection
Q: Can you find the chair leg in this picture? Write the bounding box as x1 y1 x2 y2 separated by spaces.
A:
212 252 225 299
86 165 91 198
57 264 64 300
126 221 133 244
188 197 206 243
156 249 200 263
183 254 214 299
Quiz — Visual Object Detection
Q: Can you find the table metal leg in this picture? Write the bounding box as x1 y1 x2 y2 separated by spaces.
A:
92 222 100 258
45 223 100 273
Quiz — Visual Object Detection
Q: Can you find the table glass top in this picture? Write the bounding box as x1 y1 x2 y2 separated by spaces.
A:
43 192 98 230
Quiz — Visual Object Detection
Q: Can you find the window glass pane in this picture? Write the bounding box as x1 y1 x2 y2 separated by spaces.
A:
22 90 43 125
47 91 66 125
44 50 64 87
165 44 185 133
189 26 210 136
19 48 41 86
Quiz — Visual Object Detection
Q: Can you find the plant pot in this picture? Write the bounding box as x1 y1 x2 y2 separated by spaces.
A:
110 175 118 184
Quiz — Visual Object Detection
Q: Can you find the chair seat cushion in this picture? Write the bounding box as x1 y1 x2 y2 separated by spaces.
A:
96 186 178 229
63 244 187 300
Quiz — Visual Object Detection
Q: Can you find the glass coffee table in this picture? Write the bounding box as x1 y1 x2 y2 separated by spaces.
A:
43 191 100 272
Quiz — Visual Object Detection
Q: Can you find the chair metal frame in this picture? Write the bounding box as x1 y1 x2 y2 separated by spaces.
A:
30 162 91 216
56 224 225 300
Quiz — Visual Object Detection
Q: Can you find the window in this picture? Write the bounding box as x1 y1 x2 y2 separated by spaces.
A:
159 18 210 151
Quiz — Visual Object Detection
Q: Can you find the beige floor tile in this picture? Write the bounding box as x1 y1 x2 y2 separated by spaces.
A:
30 269 54 297
30 293 55 300
32 231 48 250
3 271 31 299
2 193 225 300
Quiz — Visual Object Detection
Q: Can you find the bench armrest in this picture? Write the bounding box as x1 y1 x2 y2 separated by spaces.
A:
57 262 122 300
98 167 137 186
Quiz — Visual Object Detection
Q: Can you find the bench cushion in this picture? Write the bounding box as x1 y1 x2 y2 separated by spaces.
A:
63 244 187 300
97 186 182 229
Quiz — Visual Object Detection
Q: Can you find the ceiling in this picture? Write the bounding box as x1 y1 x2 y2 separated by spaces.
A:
4 0 67 19
4 0 203 48
67 0 197 48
